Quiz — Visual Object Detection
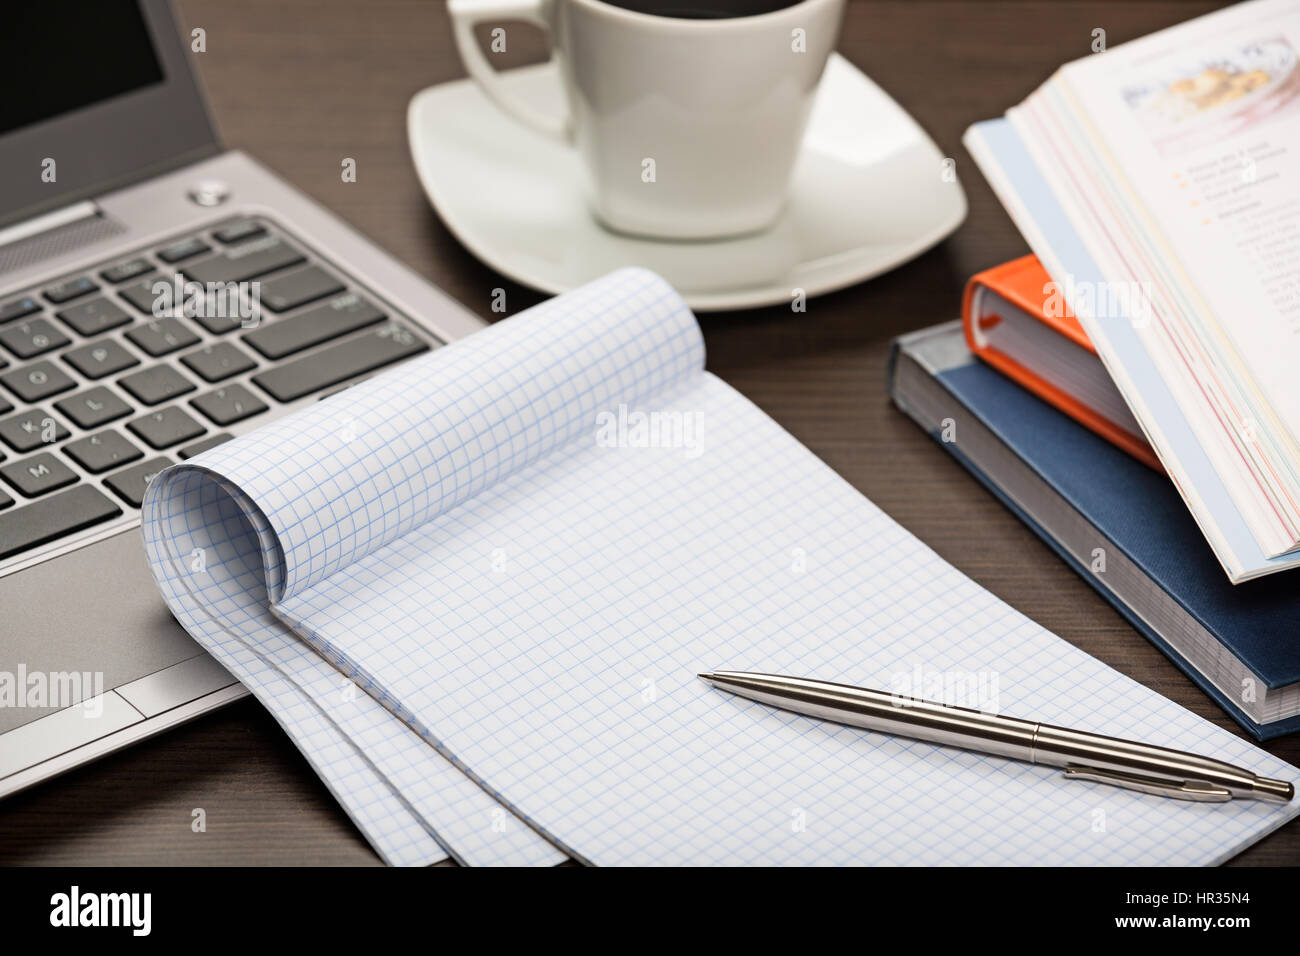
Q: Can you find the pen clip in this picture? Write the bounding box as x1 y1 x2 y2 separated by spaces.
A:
1063 765 1232 802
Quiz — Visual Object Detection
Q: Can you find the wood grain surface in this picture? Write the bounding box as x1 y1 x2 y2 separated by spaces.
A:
2 0 1292 866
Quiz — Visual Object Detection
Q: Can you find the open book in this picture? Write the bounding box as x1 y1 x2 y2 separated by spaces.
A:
141 268 1298 865
965 0 1300 583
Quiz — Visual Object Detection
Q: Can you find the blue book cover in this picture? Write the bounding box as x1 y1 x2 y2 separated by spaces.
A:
892 332 1300 739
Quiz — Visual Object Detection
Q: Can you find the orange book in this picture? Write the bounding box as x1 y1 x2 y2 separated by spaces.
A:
962 255 1162 471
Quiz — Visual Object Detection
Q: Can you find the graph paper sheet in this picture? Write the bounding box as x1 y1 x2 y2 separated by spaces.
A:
143 268 1299 865
141 469 560 866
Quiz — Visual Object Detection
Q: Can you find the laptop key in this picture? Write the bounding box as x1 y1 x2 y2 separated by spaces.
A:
190 384 268 427
125 317 200 357
259 265 345 313
127 405 206 450
100 258 154 284
1 361 76 402
177 432 233 459
0 407 69 453
54 386 133 429
0 485 121 559
55 297 132 337
1 452 78 497
252 323 429 403
0 296 41 325
63 429 143 474
182 236 304 285
118 365 196 406
43 276 98 305
190 311 245 335
119 277 167 315
157 236 210 264
243 292 385 360
62 339 140 379
104 456 172 508
213 220 266 244
180 341 256 382
0 317 71 359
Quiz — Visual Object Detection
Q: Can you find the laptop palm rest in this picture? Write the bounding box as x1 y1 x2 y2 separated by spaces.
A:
0 530 211 736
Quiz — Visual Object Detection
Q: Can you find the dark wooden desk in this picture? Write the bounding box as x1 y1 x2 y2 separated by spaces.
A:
1 0 1293 865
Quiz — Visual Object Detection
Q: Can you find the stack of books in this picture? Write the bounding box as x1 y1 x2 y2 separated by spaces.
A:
890 0 1300 740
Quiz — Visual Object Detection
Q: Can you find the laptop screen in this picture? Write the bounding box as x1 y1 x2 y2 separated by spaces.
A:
0 0 216 230
1 3 165 136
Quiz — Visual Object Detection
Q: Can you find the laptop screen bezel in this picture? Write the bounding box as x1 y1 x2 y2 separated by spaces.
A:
0 0 219 229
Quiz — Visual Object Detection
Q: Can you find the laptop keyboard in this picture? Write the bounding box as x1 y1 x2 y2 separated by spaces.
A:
0 217 439 564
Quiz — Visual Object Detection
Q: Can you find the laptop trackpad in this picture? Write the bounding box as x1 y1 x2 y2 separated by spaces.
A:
0 530 204 735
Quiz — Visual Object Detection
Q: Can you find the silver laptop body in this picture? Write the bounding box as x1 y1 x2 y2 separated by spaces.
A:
0 0 485 797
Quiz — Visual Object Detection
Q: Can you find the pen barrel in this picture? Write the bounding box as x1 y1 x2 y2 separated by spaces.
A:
743 682 1042 761
1029 723 1269 799
858 697 1041 761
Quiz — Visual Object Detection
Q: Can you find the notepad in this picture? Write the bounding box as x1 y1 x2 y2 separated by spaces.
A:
142 268 1299 865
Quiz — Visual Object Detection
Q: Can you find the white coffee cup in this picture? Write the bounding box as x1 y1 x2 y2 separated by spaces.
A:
448 0 845 240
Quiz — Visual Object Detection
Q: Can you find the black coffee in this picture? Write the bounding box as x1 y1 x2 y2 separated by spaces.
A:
601 0 801 19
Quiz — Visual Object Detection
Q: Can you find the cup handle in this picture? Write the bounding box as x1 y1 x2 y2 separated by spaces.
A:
448 0 570 140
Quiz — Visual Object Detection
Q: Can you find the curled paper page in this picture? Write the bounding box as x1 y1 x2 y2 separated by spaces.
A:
141 268 699 865
163 267 703 605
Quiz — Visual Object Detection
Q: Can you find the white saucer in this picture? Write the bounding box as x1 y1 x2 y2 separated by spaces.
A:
408 54 967 311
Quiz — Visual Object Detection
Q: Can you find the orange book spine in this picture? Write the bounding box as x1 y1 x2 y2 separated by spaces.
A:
962 255 1163 472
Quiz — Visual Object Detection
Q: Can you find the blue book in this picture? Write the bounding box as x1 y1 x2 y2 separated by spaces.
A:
889 322 1300 740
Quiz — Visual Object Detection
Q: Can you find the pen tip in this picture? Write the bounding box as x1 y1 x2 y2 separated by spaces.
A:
697 672 715 682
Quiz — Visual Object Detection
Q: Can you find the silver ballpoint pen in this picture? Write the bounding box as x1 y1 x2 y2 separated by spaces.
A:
699 671 1295 803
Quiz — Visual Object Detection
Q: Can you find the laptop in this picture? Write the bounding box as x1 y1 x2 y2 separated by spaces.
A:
0 0 486 797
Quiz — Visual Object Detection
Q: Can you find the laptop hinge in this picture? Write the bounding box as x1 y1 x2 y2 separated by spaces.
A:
0 200 102 251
